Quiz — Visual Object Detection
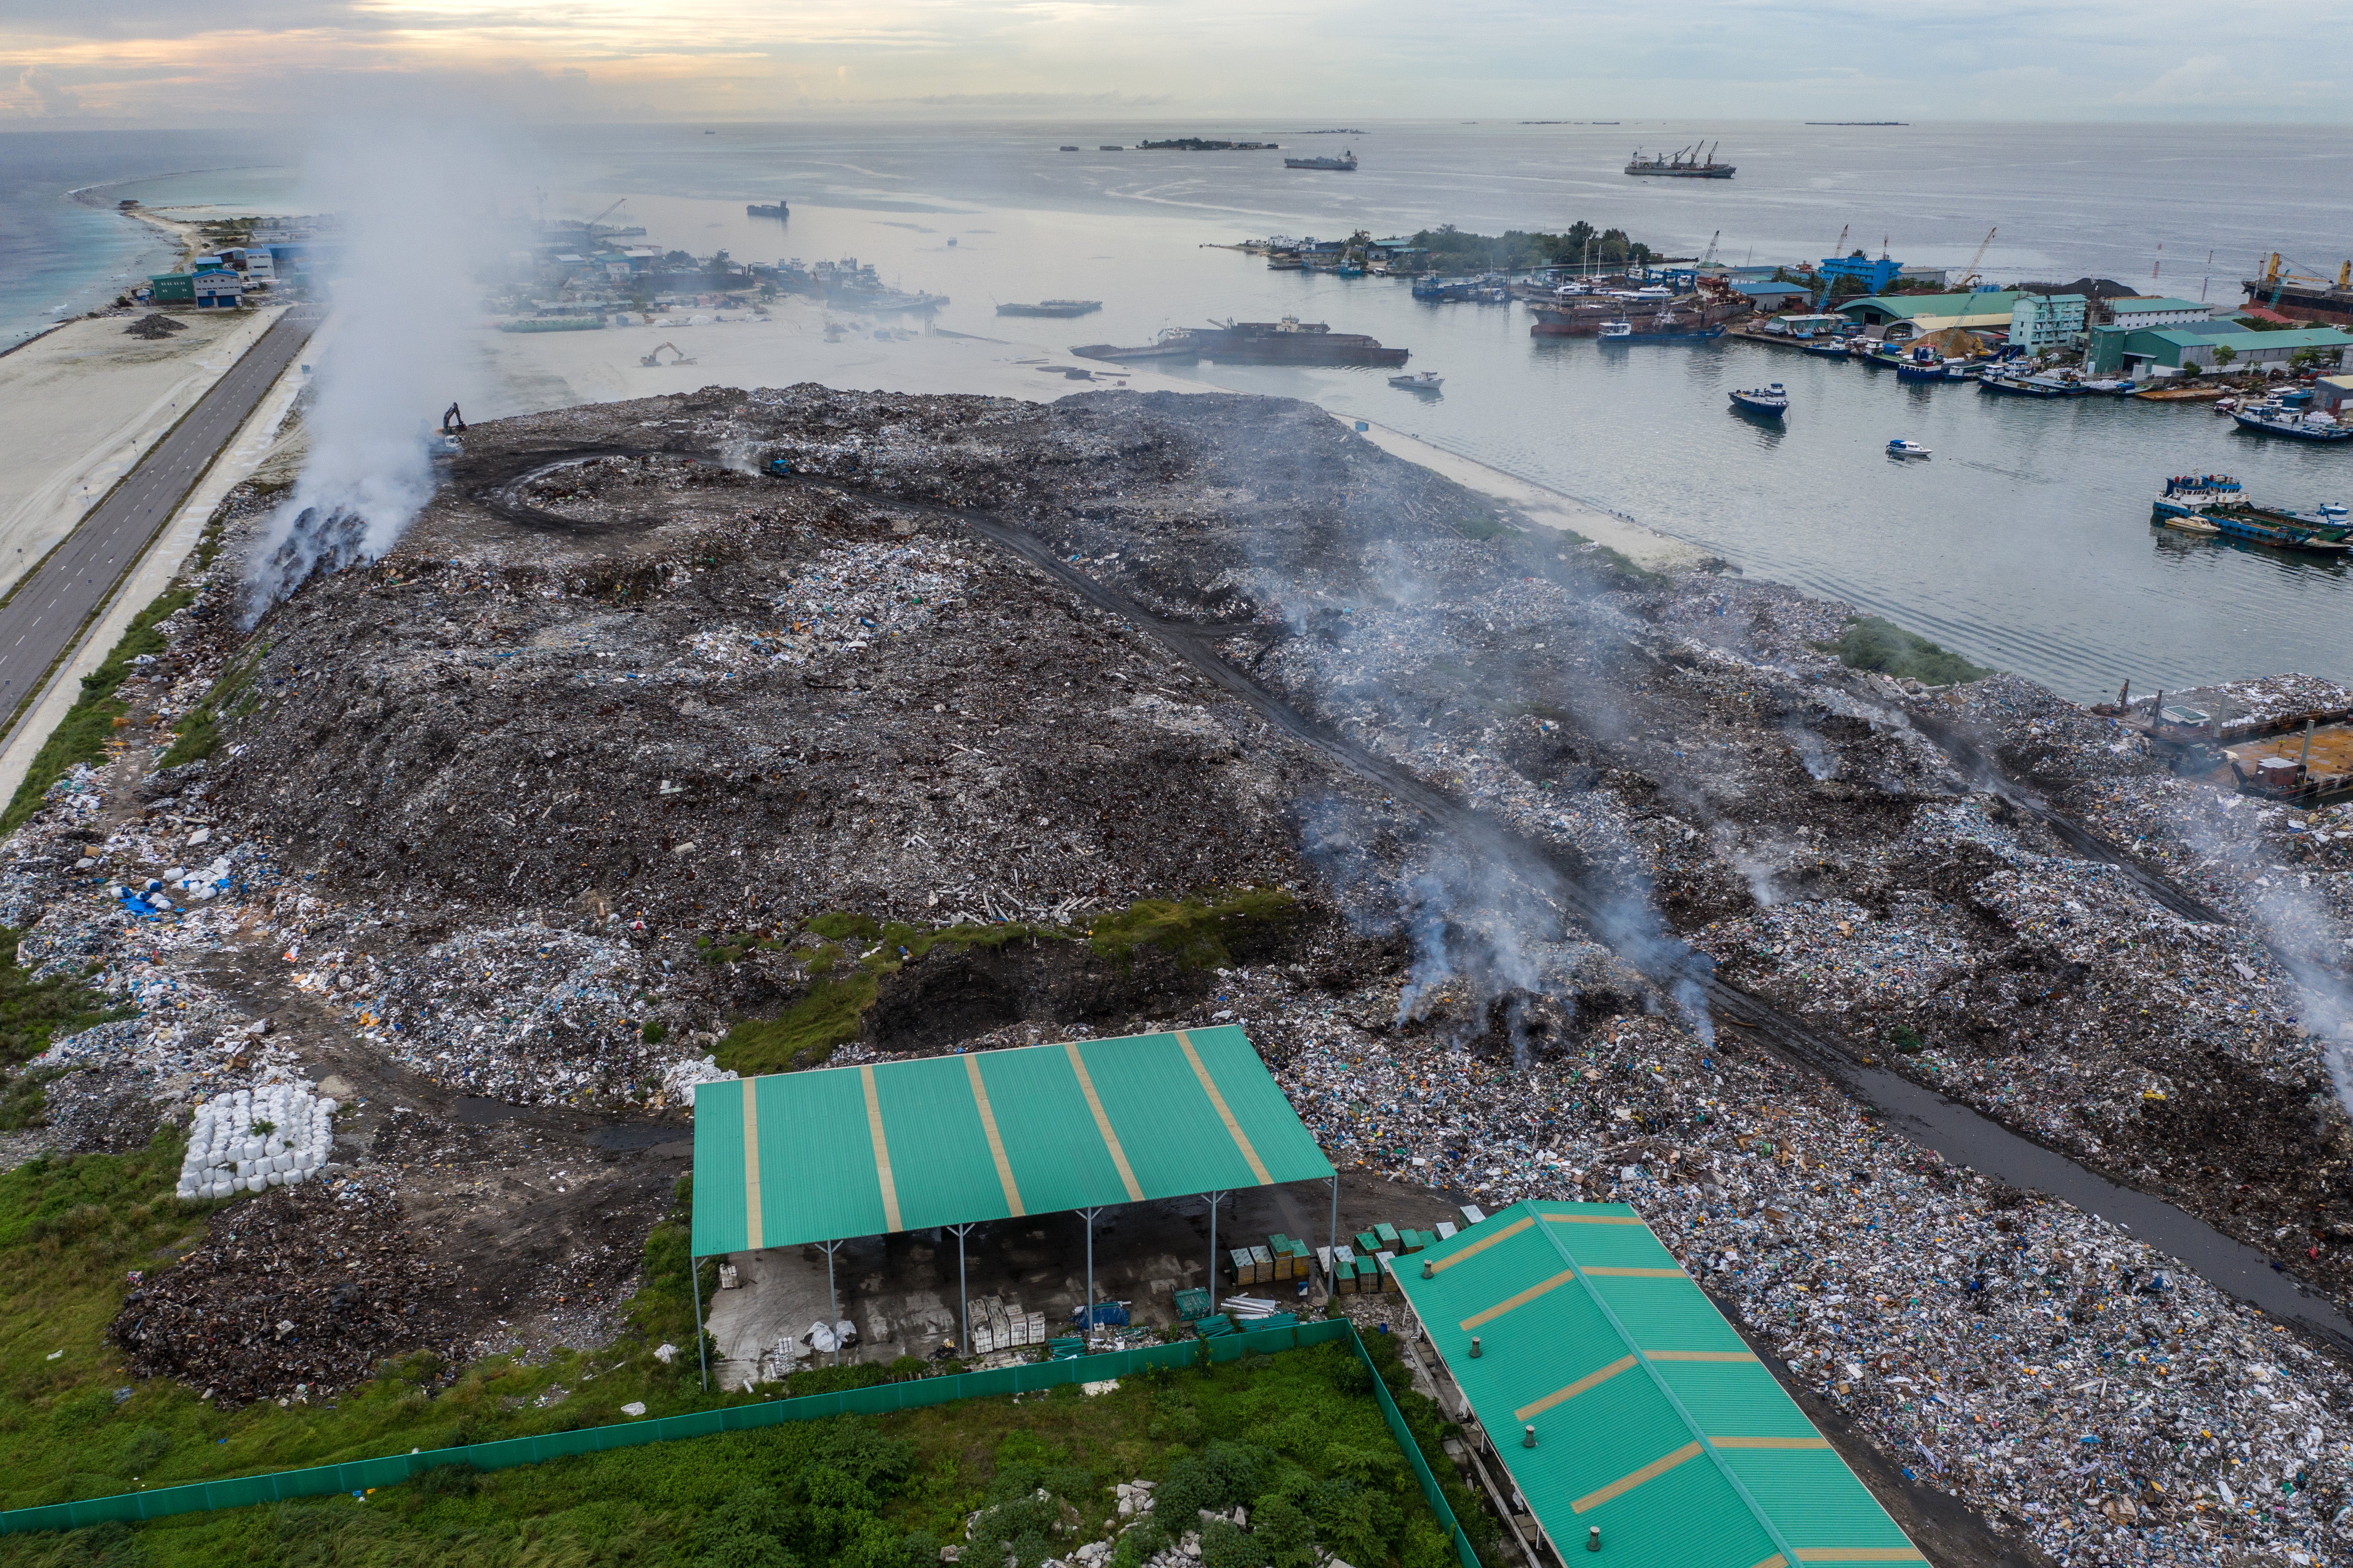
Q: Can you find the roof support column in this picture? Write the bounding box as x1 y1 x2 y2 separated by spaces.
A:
946 1223 978 1359
819 1238 847 1366
1078 1206 1106 1347
1204 1191 1229 1315
689 1249 708 1392
1328 1175 1340 1306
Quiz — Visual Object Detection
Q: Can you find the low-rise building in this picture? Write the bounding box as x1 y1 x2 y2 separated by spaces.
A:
2010 292 2088 352
2087 320 2353 377
191 269 245 309
147 273 196 306
2099 295 2214 329
1837 289 2022 336
2312 374 2353 414
1728 280 1811 312
1819 254 1903 293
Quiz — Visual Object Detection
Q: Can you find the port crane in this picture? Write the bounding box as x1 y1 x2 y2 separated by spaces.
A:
1955 226 1998 289
581 197 629 240
1698 230 1720 268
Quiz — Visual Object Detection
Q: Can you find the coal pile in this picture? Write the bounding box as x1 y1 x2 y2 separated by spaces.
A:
111 1180 460 1407
123 313 187 340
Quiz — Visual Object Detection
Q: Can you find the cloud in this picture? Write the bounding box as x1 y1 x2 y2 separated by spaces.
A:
13 63 78 115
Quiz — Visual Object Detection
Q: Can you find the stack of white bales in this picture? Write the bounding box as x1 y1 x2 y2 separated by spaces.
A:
176 1082 338 1199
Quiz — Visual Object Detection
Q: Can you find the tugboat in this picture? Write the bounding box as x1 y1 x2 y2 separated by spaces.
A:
1728 383 1788 417
2233 398 2353 442
1887 438 1932 458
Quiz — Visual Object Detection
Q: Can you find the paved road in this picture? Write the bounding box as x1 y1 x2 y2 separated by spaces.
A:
0 307 320 730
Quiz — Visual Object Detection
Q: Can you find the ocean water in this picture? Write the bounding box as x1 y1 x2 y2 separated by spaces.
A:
9 120 2353 698
0 130 280 349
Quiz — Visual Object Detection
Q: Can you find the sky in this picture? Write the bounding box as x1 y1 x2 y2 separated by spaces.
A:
0 0 2346 125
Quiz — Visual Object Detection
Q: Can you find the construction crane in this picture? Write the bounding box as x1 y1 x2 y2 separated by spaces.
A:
1955 226 1998 290
582 197 628 240
1698 229 1720 268
640 342 696 367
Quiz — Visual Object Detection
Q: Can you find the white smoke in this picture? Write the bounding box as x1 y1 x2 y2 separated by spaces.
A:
242 120 521 622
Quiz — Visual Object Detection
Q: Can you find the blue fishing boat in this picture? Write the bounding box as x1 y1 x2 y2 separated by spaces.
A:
2232 401 2353 442
1894 345 1951 383
1802 336 1855 358
1728 383 1787 417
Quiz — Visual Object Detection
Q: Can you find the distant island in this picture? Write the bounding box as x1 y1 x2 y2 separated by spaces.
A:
1137 137 1279 151
1297 129 1368 135
1805 121 1909 126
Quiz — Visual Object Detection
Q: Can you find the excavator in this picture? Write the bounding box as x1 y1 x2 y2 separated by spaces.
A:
640 342 697 367
440 402 465 433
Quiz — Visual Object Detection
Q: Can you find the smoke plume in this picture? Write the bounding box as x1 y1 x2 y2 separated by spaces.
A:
241 122 519 622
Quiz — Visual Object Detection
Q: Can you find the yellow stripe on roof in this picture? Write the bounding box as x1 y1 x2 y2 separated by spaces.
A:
965 1053 1025 1217
1067 1043 1146 1202
1461 1268 1578 1332
860 1066 903 1232
1426 1214 1532 1274
1583 1266 1687 1278
1710 1437 1832 1450
1645 1350 1758 1363
742 1081 764 1251
1539 1212 1647 1225
1793 1552 1926 1563
1176 1030 1272 1185
1514 1354 1637 1422
1572 1441 1704 1514
1747 1556 1789 1568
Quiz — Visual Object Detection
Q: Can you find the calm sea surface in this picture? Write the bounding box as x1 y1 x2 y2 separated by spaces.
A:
10 120 2353 700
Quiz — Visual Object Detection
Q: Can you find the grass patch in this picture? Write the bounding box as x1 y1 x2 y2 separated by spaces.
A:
158 638 267 772
1085 888 1296 973
0 1150 723 1530
1449 514 1520 543
712 890 1294 1077
1819 614 1994 687
0 929 132 1130
0 590 194 834
10 1325 1486 1568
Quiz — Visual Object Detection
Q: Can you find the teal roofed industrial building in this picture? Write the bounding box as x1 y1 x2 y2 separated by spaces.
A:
1393 1201 1922 1568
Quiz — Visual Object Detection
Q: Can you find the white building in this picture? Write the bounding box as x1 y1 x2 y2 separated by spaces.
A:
2103 296 2214 330
2010 293 2088 352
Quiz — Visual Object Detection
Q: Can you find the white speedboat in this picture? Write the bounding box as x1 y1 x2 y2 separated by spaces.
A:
1388 370 1444 391
1887 438 1932 458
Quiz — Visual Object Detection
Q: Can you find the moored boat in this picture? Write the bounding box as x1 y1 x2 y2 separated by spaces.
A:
2233 402 2353 441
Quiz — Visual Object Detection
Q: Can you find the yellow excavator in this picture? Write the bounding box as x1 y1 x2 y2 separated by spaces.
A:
640 342 697 367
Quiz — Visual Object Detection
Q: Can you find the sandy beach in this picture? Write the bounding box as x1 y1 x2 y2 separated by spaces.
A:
0 305 286 603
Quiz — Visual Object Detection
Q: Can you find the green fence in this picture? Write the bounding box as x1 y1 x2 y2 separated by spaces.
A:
0 1314 1478 1557
1348 1328 1484 1568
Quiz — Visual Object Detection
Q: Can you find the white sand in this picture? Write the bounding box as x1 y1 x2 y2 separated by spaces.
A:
0 317 316 808
0 306 287 602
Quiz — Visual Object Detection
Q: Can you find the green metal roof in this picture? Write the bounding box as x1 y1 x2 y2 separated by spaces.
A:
1394 1201 1921 1568
689 1027 1333 1254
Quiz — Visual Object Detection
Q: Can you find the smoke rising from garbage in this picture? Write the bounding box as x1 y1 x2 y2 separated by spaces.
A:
241 122 519 623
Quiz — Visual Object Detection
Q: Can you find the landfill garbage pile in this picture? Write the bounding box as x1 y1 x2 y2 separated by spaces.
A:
1163 935 2353 1568
110 1176 461 1409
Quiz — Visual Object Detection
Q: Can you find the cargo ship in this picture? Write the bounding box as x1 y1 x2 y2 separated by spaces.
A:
997 300 1103 317
1072 317 1408 366
2240 255 2353 328
1283 151 1359 171
1624 142 1735 178
746 199 789 219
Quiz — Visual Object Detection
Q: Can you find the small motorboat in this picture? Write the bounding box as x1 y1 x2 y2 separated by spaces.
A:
1887 438 1932 459
1388 370 1444 392
1728 383 1787 417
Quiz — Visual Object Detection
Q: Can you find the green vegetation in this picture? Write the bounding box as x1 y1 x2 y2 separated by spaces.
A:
714 890 1296 1077
1820 615 1994 687
0 930 131 1131
159 637 269 771
1085 889 1297 973
1410 222 1655 273
0 589 194 833
0 1150 717 1530
3 1328 1484 1568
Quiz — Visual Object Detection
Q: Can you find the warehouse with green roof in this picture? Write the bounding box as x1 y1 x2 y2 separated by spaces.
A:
1394 1200 1922 1568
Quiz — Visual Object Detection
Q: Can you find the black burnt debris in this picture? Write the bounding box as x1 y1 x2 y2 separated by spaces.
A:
0 382 2348 1562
